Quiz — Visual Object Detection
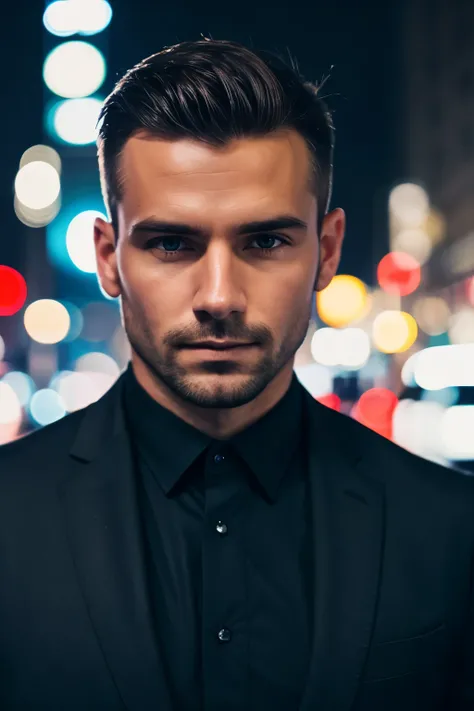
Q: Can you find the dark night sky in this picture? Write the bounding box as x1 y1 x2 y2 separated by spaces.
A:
0 0 404 288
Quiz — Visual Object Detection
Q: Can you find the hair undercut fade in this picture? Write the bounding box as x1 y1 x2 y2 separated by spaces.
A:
97 39 335 238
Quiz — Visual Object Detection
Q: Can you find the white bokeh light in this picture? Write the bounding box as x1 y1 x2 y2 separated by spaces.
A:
338 328 371 369
75 352 120 400
29 389 66 426
1 372 35 407
53 97 103 145
440 406 474 460
15 161 61 210
294 363 333 398
310 328 341 366
44 0 113 37
413 344 474 390
66 210 105 273
389 183 430 227
0 382 22 425
75 352 120 378
43 41 106 98
43 1 78 36
24 300 71 344
0 335 5 361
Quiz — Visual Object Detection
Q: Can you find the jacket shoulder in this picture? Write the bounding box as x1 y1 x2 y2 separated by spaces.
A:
308 395 474 494
0 407 86 470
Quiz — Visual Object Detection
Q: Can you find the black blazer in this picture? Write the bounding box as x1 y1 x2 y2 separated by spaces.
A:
0 370 473 711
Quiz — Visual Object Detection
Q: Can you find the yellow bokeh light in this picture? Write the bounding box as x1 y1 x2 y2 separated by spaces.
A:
372 310 418 353
317 275 369 328
24 299 71 344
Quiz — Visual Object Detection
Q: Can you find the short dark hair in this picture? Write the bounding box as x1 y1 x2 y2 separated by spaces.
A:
97 39 334 237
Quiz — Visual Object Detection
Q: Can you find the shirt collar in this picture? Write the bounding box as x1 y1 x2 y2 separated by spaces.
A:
122 362 305 502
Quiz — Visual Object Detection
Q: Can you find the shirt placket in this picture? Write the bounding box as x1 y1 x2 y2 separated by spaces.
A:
201 443 249 711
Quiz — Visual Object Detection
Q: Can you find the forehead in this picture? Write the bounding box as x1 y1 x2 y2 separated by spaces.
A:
117 130 315 224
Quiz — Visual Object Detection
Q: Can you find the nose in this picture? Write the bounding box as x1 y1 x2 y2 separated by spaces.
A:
192 242 246 321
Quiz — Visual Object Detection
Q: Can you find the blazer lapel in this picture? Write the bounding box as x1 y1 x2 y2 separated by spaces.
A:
58 374 173 711
299 391 385 711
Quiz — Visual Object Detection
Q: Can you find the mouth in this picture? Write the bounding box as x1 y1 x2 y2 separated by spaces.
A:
178 342 258 358
180 342 256 351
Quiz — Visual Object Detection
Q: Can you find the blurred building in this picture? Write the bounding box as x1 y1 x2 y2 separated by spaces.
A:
404 0 474 289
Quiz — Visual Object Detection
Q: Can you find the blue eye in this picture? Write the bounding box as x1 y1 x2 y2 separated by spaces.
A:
146 234 289 257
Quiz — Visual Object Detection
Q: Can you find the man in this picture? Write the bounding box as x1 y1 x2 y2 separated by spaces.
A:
0 39 473 711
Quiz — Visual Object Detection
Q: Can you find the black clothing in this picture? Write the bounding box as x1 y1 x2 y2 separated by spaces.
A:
0 367 473 710
122 365 313 711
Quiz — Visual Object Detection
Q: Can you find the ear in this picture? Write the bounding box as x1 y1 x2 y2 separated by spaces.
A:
315 208 346 292
94 217 121 299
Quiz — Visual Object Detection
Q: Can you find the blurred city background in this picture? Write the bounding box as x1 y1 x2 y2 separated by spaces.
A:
1 0 474 471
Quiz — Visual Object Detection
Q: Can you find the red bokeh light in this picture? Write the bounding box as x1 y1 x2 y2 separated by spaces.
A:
377 252 421 296
316 393 342 411
351 388 398 439
466 276 474 307
0 266 28 316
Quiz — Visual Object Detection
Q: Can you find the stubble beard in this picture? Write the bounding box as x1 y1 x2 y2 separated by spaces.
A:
120 296 312 409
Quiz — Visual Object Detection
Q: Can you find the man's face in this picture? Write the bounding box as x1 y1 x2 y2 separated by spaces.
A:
95 130 345 408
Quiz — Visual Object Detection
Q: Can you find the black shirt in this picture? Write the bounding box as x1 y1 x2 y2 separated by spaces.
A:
122 363 313 711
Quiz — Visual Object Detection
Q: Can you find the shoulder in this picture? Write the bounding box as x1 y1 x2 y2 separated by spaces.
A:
309 395 474 497
0 407 87 486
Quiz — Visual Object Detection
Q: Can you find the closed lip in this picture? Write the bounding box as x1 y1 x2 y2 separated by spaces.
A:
180 341 255 350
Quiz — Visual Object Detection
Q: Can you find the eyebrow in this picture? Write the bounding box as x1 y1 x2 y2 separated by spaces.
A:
129 214 308 239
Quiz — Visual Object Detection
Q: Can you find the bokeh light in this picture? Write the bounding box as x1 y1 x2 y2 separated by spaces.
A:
60 301 84 342
372 310 418 353
52 97 103 145
24 299 71 344
0 382 22 424
0 335 5 361
15 161 61 210
29 389 66 426
1 372 36 407
377 252 421 296
448 308 474 344
440 406 474 460
43 0 113 37
352 387 399 439
19 144 61 172
43 1 77 37
75 351 120 378
317 275 369 327
412 296 451 336
66 210 104 272
316 393 341 411
311 327 370 369
391 228 432 265
0 266 28 316
389 183 429 227
466 276 474 307
412 344 474 390
393 399 445 461
43 41 106 98
294 362 333 398
14 194 61 228
310 327 340 366
0 382 22 444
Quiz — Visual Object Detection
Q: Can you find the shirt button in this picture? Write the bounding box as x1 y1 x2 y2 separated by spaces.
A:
216 521 228 535
218 628 231 643
213 453 225 464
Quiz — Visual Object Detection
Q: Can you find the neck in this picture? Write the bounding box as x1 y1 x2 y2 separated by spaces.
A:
129 355 294 440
